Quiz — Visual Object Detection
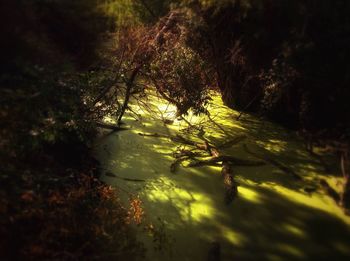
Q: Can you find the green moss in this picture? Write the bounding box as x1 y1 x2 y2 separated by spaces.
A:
95 90 350 260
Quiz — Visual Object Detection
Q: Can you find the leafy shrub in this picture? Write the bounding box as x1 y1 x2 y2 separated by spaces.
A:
150 45 212 116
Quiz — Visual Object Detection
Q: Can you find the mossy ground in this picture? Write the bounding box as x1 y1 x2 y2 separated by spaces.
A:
95 91 350 260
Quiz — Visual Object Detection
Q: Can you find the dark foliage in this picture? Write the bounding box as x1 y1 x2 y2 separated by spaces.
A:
185 0 350 135
0 1 144 259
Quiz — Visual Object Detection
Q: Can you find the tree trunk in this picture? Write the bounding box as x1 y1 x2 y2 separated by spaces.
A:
117 65 142 125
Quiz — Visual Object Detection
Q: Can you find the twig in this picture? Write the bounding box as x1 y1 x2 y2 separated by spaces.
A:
217 135 247 149
170 156 190 173
138 132 168 138
188 155 265 167
243 144 302 180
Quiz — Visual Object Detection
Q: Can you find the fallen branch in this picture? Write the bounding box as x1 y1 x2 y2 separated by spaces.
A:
90 50 125 109
138 132 168 138
243 144 302 180
188 155 265 167
170 134 198 146
117 65 142 125
171 149 208 173
170 156 190 173
197 128 220 157
173 149 203 159
320 179 341 204
306 146 331 173
217 135 247 149
221 162 239 205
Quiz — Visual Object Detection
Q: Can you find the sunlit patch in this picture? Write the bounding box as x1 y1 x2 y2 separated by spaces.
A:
147 189 169 203
185 166 215 178
103 116 117 124
239 186 261 203
256 140 287 153
152 144 173 154
182 201 214 222
299 164 318 171
118 162 129 169
223 122 246 131
220 225 246 246
144 179 215 222
206 115 246 131
156 104 177 118
207 166 222 173
282 223 305 238
276 243 304 258
262 184 350 224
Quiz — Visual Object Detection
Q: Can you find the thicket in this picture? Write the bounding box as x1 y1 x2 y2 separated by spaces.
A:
183 0 350 135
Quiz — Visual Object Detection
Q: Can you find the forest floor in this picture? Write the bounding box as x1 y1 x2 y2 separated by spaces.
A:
94 90 350 261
